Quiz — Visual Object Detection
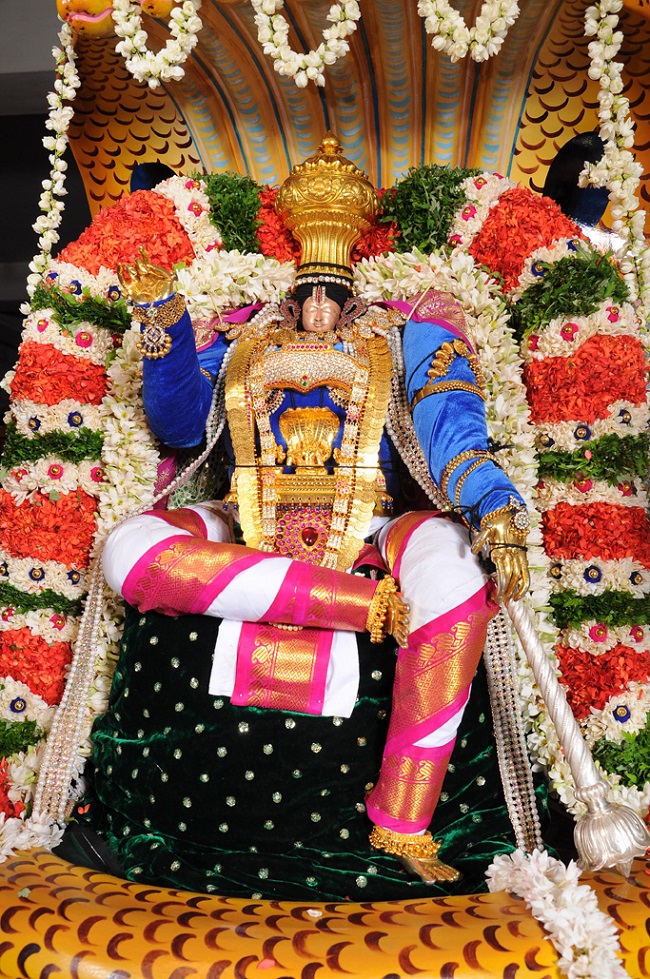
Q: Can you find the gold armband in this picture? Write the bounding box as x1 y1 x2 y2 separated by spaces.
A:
410 379 487 411
366 576 399 644
134 293 186 360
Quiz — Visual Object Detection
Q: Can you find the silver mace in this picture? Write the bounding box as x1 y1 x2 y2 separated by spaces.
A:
506 597 650 875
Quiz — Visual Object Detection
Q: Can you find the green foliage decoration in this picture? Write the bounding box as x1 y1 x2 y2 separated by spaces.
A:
380 165 480 253
537 434 649 485
592 724 650 787
31 282 131 334
550 590 650 630
510 246 630 340
0 717 43 758
200 173 264 253
1 424 103 467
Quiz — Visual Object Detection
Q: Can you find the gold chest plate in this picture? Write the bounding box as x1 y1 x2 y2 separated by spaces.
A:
225 330 393 571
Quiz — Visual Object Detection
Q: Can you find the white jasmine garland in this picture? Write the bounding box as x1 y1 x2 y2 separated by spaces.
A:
112 0 203 89
0 457 107 505
560 620 649 655
152 176 223 253
8 399 105 439
250 0 361 88
417 0 521 63
176 249 296 315
580 0 650 316
448 171 513 247
0 547 86 601
548 557 648 598
21 311 115 367
0 678 55 731
584 681 650 746
535 477 647 511
519 303 640 362
28 23 80 296
487 849 629 979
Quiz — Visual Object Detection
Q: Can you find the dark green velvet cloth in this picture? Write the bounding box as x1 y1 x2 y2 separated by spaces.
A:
76 603 549 900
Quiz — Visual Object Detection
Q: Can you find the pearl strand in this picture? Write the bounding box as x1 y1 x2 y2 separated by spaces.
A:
484 609 543 852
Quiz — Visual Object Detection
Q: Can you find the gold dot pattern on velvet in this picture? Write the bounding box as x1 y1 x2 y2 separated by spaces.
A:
79 605 536 901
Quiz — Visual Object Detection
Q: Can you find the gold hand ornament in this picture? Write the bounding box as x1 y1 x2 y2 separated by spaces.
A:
117 248 177 304
366 576 410 646
471 503 530 602
385 592 411 648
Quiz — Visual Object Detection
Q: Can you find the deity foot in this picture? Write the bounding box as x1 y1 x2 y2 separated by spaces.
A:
369 826 461 884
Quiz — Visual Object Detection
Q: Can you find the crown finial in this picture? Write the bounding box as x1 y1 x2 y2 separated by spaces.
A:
276 134 379 288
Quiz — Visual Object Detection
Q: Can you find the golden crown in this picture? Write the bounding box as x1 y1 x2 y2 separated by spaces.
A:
275 133 379 286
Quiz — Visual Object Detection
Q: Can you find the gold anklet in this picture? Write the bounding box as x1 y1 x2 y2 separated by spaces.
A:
369 825 440 859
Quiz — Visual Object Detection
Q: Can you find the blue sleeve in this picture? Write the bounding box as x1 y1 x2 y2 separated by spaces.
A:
402 318 526 528
140 295 228 448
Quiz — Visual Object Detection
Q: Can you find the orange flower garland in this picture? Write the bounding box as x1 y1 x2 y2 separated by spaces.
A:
523 333 648 425
57 190 196 274
0 760 25 819
0 489 98 567
469 187 584 292
255 187 301 265
556 643 650 719
0 627 72 705
10 342 108 406
542 502 650 567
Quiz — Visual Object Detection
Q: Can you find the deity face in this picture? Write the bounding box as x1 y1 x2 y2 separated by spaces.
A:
301 296 342 333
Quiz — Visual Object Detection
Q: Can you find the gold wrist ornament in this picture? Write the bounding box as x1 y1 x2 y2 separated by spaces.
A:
480 498 530 544
134 294 186 360
366 576 399 643
471 496 531 602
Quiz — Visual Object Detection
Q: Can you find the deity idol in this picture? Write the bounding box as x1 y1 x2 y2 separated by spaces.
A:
77 134 531 890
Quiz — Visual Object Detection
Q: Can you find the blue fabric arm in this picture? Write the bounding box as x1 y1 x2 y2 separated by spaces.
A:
140 295 228 448
402 318 526 528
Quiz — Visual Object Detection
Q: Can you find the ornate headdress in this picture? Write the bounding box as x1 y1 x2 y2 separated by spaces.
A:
275 132 379 293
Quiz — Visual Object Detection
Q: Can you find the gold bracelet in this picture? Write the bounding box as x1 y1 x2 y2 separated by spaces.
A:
455 456 491 507
481 498 530 541
365 576 398 644
369 825 439 859
439 449 499 501
134 293 186 360
411 379 487 411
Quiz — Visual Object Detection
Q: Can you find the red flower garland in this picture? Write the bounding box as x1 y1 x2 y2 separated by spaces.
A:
351 190 398 262
469 187 584 291
0 627 72 705
0 760 25 819
556 643 650 719
10 342 108 406
256 187 301 265
524 333 648 424
543 502 650 566
0 489 98 567
57 190 196 274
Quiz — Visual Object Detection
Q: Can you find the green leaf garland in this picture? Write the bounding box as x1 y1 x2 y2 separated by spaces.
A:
550 590 650 630
0 718 44 758
380 165 480 253
537 434 649 485
31 283 131 334
510 248 630 340
2 424 103 467
199 173 263 253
